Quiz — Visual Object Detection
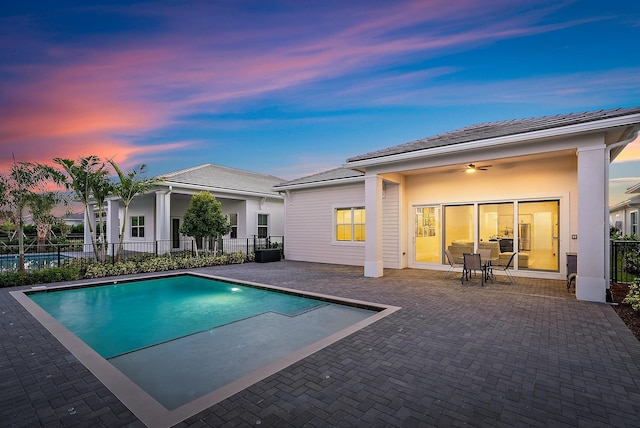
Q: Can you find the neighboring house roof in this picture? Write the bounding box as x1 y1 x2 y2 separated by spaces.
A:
610 196 640 212
161 164 285 198
273 168 364 190
61 212 84 221
347 106 640 163
626 182 640 194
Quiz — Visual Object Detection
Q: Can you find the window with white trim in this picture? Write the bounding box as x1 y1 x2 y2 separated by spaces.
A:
335 207 366 242
227 213 238 238
631 211 638 235
131 216 145 238
258 214 268 238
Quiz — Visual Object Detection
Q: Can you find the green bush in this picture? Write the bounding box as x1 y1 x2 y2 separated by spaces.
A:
0 266 82 288
0 251 250 286
623 278 640 312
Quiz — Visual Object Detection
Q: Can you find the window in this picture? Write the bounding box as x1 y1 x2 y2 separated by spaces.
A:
131 216 145 238
228 213 238 239
335 207 366 242
257 214 268 238
631 211 638 235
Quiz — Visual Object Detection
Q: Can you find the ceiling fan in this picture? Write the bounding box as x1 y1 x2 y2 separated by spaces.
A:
464 163 492 173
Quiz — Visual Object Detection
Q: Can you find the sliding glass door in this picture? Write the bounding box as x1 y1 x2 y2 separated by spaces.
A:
414 206 441 263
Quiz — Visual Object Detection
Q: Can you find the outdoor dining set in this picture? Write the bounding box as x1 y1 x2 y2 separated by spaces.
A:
445 248 516 286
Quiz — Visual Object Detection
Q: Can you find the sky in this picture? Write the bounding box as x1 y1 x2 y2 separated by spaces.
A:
1 0 639 205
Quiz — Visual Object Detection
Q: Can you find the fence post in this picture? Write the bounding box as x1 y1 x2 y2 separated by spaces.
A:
246 238 249 259
57 245 61 267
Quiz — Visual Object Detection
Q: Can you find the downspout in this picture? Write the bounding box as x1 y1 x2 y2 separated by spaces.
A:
604 129 639 294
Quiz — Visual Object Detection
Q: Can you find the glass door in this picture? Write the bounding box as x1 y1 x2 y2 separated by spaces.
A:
414 206 441 263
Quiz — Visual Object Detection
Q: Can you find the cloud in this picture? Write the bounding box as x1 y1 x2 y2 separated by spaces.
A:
613 134 640 163
0 0 631 175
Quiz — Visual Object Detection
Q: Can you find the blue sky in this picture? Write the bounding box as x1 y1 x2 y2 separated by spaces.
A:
1 0 639 203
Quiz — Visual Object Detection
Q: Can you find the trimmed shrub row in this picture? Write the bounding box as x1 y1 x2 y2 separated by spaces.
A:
0 252 253 288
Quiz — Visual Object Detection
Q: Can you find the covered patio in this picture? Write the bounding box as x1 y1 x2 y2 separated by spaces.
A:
2 261 640 426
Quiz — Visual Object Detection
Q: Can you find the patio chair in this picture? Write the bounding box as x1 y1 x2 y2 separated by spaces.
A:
444 249 463 278
477 248 494 281
498 252 517 285
462 253 484 286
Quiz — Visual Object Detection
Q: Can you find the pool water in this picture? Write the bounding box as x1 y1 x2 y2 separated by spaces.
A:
29 275 326 358
18 273 395 423
0 253 70 272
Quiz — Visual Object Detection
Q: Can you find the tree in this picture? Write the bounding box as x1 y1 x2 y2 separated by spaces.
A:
27 191 65 252
179 192 230 256
1 161 66 272
54 156 110 261
108 161 162 261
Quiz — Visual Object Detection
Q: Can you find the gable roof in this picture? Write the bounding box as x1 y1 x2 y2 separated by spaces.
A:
347 106 640 163
626 182 640 194
273 167 364 190
161 164 285 197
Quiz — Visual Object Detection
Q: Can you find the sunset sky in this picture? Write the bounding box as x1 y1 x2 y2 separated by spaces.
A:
1 1 639 204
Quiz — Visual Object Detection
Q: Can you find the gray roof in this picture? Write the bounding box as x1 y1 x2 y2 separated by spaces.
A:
273 167 364 189
626 182 640 194
347 106 640 163
161 164 285 196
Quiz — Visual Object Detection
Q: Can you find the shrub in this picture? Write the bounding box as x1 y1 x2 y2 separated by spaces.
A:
623 278 640 312
0 251 250 286
0 266 82 287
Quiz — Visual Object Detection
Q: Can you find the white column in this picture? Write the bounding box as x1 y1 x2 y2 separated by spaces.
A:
155 191 171 254
576 144 607 302
364 174 384 277
83 204 95 253
106 199 120 255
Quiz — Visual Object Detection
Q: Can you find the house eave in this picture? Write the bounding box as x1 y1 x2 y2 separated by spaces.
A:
345 114 640 169
273 176 366 191
159 181 284 200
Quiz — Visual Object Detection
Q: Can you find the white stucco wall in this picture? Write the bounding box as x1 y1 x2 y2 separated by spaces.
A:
403 153 577 278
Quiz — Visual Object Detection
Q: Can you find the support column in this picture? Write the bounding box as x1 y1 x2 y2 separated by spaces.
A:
106 199 120 255
155 191 171 254
576 144 607 302
364 174 383 277
83 204 95 253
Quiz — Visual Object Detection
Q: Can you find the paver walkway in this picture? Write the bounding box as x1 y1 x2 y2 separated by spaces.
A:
2 261 640 427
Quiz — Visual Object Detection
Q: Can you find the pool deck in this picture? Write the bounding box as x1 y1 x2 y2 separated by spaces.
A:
2 260 640 427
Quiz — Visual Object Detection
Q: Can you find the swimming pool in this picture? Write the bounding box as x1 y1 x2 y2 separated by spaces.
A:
28 275 328 358
0 253 71 272
13 272 399 427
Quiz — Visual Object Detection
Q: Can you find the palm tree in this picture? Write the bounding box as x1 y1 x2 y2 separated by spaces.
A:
2 161 65 272
108 161 162 261
54 156 110 261
27 191 64 252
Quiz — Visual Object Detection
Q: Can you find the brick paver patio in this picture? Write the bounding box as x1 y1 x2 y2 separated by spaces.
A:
2 261 640 427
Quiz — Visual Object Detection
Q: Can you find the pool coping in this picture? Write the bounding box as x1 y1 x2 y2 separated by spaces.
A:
11 271 401 428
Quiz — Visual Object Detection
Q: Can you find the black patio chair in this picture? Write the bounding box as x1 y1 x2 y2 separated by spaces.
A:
498 252 517 285
462 253 484 286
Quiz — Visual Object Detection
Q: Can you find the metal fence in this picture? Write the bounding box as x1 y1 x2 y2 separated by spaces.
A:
611 240 640 284
0 236 284 273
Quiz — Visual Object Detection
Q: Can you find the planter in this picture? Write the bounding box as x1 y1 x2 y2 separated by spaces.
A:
254 248 281 263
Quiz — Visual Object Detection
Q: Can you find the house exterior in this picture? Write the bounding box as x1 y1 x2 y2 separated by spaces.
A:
274 107 640 303
609 182 640 236
86 164 285 254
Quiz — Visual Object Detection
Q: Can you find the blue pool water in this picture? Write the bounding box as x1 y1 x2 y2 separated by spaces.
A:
0 253 70 272
29 275 326 358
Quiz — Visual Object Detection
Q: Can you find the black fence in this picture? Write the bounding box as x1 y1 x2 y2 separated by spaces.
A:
611 240 640 284
0 236 284 273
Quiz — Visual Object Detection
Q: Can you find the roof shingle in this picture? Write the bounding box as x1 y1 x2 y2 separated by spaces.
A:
347 106 640 162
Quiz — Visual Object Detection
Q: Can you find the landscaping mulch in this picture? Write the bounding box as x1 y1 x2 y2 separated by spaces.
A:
610 282 640 342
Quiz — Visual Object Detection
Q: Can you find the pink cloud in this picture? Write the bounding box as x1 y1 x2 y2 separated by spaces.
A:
0 0 605 172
